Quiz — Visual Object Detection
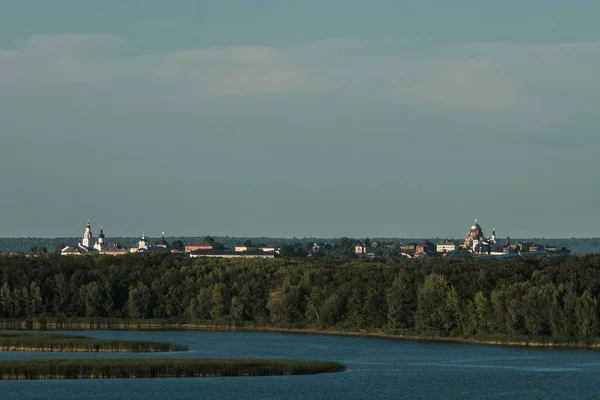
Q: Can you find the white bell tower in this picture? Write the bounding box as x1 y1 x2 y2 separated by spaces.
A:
138 232 148 250
82 219 93 249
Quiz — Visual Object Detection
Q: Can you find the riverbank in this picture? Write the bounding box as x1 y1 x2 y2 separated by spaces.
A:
2 318 600 351
0 331 188 352
0 358 345 380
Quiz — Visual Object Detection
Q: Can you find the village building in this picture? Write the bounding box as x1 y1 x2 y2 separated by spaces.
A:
355 243 367 254
399 243 418 252
185 242 214 253
436 242 460 253
416 241 436 255
189 249 275 259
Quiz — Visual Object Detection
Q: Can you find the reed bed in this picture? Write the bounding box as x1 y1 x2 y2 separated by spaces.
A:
0 358 345 380
0 332 188 352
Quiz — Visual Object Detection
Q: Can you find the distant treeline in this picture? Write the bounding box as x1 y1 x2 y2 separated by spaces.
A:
1 237 599 255
2 253 600 340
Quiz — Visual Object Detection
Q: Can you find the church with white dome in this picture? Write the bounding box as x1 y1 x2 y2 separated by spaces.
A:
463 219 497 254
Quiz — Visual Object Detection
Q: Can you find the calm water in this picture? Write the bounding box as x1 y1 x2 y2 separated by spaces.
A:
1 330 599 400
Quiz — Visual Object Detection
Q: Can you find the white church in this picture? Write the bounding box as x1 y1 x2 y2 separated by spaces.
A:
61 220 168 255
61 220 128 256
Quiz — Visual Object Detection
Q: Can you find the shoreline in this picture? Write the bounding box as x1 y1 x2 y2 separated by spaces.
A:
2 319 599 351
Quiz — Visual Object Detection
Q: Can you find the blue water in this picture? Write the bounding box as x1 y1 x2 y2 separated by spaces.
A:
1 330 599 399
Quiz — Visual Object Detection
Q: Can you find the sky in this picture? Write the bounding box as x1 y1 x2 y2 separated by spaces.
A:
1 0 599 239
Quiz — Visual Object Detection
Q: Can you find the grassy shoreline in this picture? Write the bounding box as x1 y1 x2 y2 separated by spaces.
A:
2 318 600 351
0 331 188 352
0 358 345 380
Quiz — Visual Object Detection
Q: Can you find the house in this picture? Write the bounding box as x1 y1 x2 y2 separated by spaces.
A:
436 243 459 253
399 243 418 252
416 241 436 255
258 246 279 254
185 242 214 253
355 244 367 254
235 245 258 252
60 246 87 256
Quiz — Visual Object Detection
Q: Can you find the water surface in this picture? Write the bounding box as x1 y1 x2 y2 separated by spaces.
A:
0 330 598 399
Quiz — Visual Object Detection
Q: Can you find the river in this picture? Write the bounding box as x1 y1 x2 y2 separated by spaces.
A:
1 330 599 399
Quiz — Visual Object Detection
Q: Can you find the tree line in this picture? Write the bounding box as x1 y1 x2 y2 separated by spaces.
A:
1 253 600 338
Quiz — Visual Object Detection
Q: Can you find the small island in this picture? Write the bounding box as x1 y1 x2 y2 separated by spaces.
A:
0 358 346 380
0 331 188 352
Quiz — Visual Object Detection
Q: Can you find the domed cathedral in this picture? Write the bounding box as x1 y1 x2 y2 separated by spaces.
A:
463 219 497 254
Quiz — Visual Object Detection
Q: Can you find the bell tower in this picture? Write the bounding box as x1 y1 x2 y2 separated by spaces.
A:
82 219 93 249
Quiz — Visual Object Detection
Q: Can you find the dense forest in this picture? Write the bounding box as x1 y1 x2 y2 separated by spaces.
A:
1 253 600 340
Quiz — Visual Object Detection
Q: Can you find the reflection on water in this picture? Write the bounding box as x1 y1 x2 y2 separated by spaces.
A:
1 330 599 400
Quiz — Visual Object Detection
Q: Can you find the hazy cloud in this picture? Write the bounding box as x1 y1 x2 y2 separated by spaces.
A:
1 34 600 123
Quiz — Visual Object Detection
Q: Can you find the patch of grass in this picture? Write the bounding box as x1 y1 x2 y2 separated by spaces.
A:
0 331 188 352
0 358 346 380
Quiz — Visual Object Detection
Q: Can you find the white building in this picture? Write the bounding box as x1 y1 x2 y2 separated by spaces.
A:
436 243 459 253
130 233 149 253
463 219 498 254
62 220 127 256
189 251 275 259
355 244 367 254
235 246 258 252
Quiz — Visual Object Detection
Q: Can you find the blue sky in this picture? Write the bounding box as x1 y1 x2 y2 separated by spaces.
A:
1 1 599 238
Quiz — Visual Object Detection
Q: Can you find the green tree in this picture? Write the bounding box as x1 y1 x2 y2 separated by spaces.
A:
171 240 185 251
267 285 305 324
386 272 416 329
210 284 226 320
52 273 71 316
443 286 462 335
82 282 103 317
0 282 11 317
11 287 23 317
230 296 244 322
474 291 491 334
575 291 598 336
127 282 152 318
27 282 43 317
415 274 449 334
387 272 417 329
